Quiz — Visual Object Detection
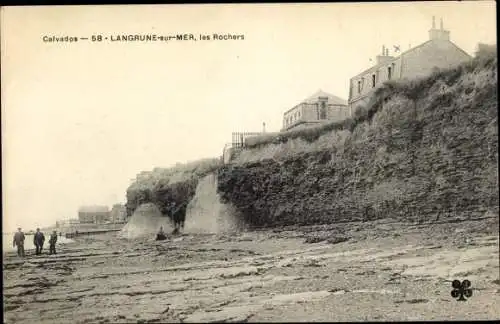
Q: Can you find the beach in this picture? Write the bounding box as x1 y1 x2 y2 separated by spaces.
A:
3 217 500 323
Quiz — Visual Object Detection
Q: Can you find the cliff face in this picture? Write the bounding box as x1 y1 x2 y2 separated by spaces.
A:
217 53 498 228
126 158 221 220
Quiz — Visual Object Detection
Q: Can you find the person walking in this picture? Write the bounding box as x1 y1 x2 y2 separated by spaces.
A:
33 228 45 255
49 231 58 255
13 228 26 257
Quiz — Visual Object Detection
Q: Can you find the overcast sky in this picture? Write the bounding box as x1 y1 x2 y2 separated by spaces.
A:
1 2 496 232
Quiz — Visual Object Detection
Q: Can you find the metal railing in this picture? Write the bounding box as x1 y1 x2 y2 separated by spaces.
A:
231 132 263 148
221 131 265 165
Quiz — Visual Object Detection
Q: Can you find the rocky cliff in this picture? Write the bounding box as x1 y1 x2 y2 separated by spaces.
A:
217 51 498 228
126 158 222 220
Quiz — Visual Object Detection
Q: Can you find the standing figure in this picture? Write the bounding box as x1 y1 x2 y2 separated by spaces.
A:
170 202 187 235
49 230 58 255
12 228 26 257
33 228 45 255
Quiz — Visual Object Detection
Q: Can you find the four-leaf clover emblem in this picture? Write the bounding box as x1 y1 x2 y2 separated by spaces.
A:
451 279 473 301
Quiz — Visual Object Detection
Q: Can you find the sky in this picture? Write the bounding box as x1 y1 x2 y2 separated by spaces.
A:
1 2 497 232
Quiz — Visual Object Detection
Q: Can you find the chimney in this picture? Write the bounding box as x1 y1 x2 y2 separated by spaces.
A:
429 16 450 41
376 44 393 64
262 122 266 133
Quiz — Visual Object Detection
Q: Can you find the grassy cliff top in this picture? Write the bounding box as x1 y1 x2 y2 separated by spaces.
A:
128 157 222 192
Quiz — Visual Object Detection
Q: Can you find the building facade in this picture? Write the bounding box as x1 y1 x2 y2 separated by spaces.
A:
348 17 472 115
282 90 348 131
78 205 111 224
110 204 127 223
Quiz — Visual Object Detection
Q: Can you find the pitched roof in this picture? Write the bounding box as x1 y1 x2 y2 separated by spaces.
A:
351 39 472 80
302 90 347 105
78 205 109 213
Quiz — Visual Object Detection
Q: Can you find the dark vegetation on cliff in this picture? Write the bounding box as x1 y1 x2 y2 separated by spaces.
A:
126 158 222 219
217 48 498 228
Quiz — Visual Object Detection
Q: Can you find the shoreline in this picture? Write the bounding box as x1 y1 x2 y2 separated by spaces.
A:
3 218 499 323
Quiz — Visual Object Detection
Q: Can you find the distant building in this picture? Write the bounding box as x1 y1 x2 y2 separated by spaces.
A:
348 17 472 115
56 218 80 228
78 205 110 224
282 90 349 131
110 204 127 223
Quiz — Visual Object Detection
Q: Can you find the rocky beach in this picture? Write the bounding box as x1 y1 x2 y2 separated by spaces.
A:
3 216 499 323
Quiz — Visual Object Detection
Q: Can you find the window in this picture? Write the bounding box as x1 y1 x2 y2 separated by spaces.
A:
372 74 376 88
358 80 362 94
388 66 392 80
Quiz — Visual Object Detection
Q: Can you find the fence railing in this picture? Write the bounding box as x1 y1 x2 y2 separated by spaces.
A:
222 132 265 165
231 132 263 148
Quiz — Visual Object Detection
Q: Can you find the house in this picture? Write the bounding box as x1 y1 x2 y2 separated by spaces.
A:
348 17 472 115
282 90 349 131
78 205 110 224
110 204 127 223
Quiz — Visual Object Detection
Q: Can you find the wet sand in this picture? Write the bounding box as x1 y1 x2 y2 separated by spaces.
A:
3 218 500 323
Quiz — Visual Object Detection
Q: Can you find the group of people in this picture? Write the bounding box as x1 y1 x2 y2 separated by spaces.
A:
12 227 59 257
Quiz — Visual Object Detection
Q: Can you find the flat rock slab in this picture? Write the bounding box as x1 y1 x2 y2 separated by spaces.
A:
3 225 499 323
